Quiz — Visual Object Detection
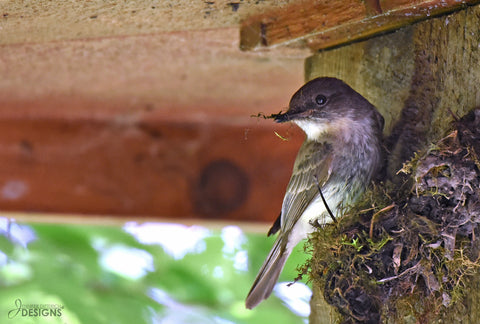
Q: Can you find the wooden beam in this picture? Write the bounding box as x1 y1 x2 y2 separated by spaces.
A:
305 3 480 180
0 0 298 45
0 107 304 222
240 0 480 51
305 5 480 321
0 25 307 222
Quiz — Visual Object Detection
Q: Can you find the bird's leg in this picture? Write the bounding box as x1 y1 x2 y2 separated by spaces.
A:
313 175 336 223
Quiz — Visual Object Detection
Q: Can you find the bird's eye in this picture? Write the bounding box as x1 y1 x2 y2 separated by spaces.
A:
315 95 327 106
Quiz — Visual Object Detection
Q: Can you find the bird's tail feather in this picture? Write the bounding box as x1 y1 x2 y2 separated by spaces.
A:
245 234 291 309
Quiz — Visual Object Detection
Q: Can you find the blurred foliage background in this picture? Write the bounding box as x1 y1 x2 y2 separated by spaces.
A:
0 217 310 324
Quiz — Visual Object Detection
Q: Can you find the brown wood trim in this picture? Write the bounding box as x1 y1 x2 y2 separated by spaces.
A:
0 113 304 222
240 0 480 51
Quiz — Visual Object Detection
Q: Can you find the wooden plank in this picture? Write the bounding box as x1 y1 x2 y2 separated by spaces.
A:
306 4 480 323
0 0 299 45
0 26 307 222
5 211 272 233
240 0 480 51
0 28 306 119
0 109 304 222
304 3 480 181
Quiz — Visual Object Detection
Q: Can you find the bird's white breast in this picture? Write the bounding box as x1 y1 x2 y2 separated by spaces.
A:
285 186 340 253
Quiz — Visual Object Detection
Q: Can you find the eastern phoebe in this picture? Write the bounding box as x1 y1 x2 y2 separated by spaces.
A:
246 77 384 309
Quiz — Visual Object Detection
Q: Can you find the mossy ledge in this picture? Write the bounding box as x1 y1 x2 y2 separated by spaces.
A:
306 109 480 323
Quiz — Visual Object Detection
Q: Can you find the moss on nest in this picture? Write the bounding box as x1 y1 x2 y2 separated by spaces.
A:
307 109 480 323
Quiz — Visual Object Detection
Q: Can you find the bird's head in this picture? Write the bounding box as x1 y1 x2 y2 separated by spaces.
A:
275 77 384 143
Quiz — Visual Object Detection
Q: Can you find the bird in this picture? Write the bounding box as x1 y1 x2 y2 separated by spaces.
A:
245 77 385 309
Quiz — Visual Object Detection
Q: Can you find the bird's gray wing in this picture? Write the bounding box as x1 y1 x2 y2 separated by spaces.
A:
280 140 333 232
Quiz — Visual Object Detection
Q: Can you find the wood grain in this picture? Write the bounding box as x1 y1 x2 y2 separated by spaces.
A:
307 4 480 323
240 0 480 51
0 112 304 222
305 4 480 181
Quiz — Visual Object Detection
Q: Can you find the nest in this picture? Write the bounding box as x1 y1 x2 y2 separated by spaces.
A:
307 109 480 323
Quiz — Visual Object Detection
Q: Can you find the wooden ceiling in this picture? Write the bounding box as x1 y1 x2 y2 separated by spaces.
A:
0 1 308 221
0 0 477 221
2 0 476 119
0 1 308 119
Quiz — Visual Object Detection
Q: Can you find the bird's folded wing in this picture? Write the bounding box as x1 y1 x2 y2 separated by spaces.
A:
281 140 333 232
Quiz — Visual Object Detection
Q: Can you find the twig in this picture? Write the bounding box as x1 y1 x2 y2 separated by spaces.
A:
377 261 421 283
369 203 395 238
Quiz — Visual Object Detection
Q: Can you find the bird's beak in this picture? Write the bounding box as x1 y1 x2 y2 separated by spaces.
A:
274 109 308 123
273 112 290 123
